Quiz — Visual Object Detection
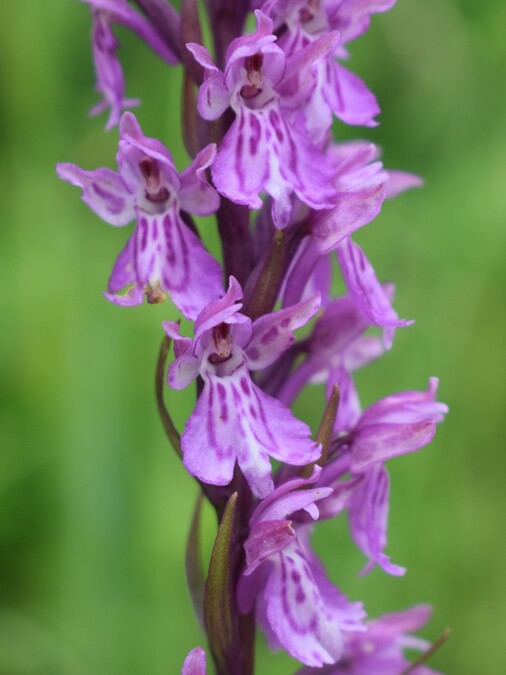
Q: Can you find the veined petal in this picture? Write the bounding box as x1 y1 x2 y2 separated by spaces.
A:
255 485 332 525
326 140 381 175
359 378 448 426
131 207 224 319
348 465 406 576
84 0 179 64
182 373 240 489
88 8 139 130
281 238 331 309
264 542 347 667
298 528 367 633
165 332 200 390
194 277 244 341
325 60 380 127
182 364 319 497
187 43 231 120
244 520 296 575
311 182 385 253
179 144 220 216
212 104 336 228
328 0 397 46
276 294 371 406
251 383 321 468
246 294 321 370
253 468 323 523
296 604 438 675
160 210 224 319
56 163 134 226
108 233 136 293
280 32 340 111
211 107 269 212
337 238 413 349
351 419 440 472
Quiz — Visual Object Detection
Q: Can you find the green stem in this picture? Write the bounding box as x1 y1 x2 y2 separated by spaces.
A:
155 335 182 459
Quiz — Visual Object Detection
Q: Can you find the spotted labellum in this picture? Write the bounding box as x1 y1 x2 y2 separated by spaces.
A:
58 1 449 673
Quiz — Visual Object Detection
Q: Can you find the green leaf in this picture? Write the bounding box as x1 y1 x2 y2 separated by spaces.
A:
185 491 206 628
204 492 238 674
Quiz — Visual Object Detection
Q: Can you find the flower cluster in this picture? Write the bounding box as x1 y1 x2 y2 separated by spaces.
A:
58 1 448 673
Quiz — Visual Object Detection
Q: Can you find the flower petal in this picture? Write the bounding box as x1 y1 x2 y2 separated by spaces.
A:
325 60 380 127
281 238 331 309
337 238 413 348
194 277 245 341
246 294 321 370
107 233 136 293
244 520 296 575
87 8 140 130
348 465 406 576
352 419 440 472
187 43 231 120
264 543 345 667
181 646 206 675
212 104 336 229
311 180 386 255
182 364 319 497
385 170 424 199
56 163 134 226
179 144 220 216
329 0 397 46
131 208 224 318
84 0 179 64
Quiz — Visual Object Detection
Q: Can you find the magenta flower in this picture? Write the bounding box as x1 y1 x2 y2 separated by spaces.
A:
238 470 365 667
84 0 179 129
297 604 441 674
320 375 448 575
57 112 224 318
282 141 421 346
337 240 413 349
270 292 384 406
181 647 207 674
261 0 397 133
187 11 339 228
164 278 321 497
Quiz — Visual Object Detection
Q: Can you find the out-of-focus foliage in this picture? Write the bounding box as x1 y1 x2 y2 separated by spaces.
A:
0 0 505 673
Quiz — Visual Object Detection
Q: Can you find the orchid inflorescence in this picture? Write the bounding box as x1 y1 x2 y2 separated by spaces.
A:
57 1 449 673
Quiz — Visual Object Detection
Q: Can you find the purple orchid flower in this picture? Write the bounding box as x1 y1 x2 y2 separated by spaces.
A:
269 292 384 406
260 0 397 134
84 0 179 129
282 141 421 346
164 278 322 497
57 112 224 318
187 11 340 228
319 374 448 575
297 604 441 674
182 647 207 674
237 469 365 667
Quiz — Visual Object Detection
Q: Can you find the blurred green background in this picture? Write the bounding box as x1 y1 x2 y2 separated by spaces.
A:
1 0 505 672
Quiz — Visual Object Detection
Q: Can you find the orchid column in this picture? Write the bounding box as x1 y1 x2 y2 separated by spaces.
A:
58 1 448 674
